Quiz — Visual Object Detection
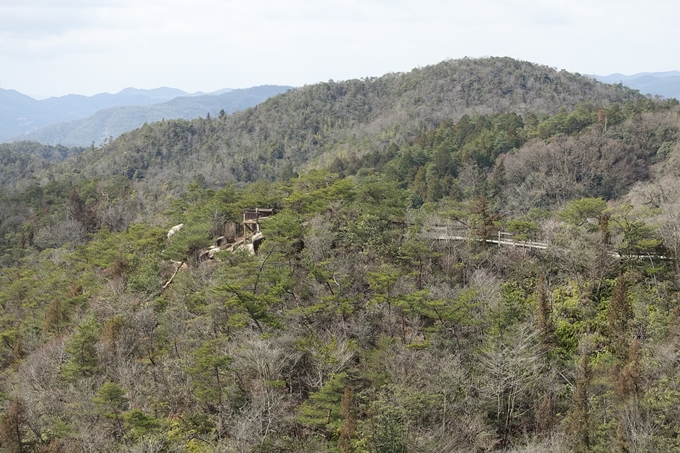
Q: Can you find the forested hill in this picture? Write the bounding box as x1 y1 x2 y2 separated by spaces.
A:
5 57 680 453
55 57 642 190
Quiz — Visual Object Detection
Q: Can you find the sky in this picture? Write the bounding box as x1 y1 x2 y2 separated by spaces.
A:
1 0 679 98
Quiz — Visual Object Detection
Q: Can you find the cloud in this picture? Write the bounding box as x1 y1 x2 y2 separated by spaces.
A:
1 0 679 96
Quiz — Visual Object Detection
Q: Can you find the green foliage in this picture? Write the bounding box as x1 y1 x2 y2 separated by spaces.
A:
62 316 100 381
469 197 501 241
93 382 129 440
259 209 304 256
213 251 290 333
94 382 128 414
286 171 356 214
365 396 409 453
298 373 348 440
163 221 212 265
123 409 161 441
551 284 588 356
609 204 662 258
187 339 231 406
506 219 539 241
607 273 633 361
559 197 607 227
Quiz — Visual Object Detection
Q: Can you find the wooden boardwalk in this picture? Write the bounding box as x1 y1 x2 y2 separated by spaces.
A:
422 225 671 260
423 225 549 250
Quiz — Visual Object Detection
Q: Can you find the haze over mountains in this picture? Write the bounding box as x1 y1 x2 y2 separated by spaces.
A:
593 71 680 99
0 87 189 140
16 86 292 147
0 85 291 146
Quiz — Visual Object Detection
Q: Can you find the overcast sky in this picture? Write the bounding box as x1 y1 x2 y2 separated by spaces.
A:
1 0 678 98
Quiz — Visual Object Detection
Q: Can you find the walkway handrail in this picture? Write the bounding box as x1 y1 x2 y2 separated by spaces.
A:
421 225 671 260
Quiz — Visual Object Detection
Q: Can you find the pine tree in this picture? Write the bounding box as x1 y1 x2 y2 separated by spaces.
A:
615 338 642 402
534 392 555 435
566 351 591 453
94 382 128 439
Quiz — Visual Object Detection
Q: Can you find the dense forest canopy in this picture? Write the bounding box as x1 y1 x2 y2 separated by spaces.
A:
1 57 680 452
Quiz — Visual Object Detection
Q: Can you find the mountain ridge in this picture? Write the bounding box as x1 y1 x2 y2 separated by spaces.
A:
14 85 293 147
68 56 642 189
593 71 680 99
0 85 234 142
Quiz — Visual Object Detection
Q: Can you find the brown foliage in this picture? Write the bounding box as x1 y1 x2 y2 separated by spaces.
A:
43 300 68 334
338 385 356 453
536 275 554 350
566 351 591 453
534 392 556 435
0 399 27 453
614 338 642 402
608 273 633 363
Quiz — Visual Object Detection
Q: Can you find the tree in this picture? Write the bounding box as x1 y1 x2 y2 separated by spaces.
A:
338 386 356 453
94 382 128 439
566 349 592 453
536 275 554 350
163 221 213 266
0 399 28 453
558 197 607 228
188 340 230 405
366 264 401 336
61 317 100 381
298 373 348 442
609 204 662 259
658 202 680 288
214 251 289 333
469 197 500 243
608 273 633 363
479 325 540 447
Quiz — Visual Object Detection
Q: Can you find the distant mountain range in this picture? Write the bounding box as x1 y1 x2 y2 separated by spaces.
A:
15 86 292 147
0 87 195 141
0 86 291 146
593 71 680 99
